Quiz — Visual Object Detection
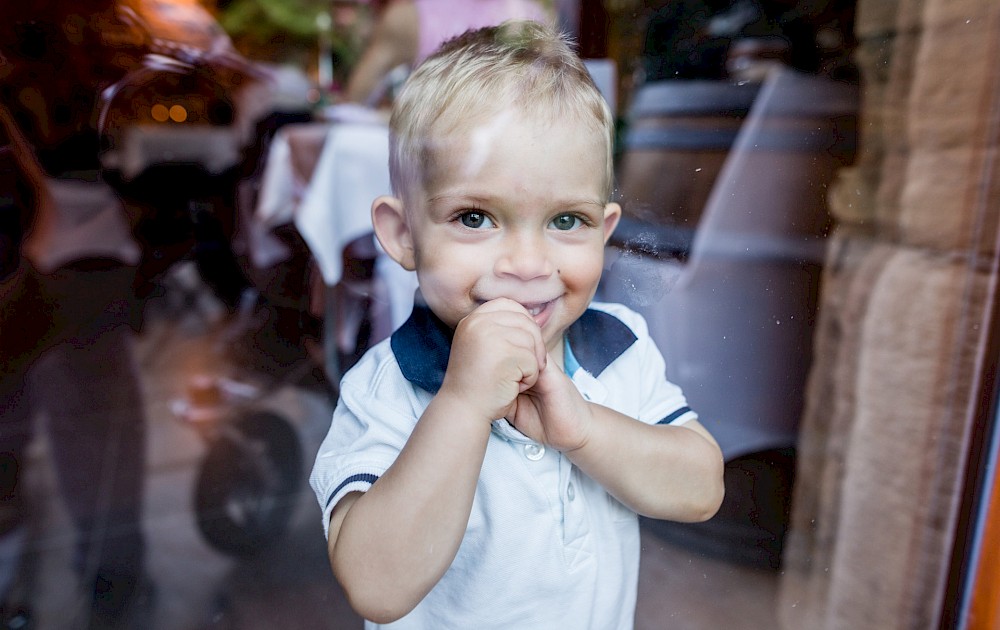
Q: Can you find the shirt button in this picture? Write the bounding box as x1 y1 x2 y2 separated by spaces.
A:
524 444 545 461
567 483 576 501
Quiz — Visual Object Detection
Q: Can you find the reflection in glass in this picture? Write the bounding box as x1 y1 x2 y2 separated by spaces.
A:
3 0 999 628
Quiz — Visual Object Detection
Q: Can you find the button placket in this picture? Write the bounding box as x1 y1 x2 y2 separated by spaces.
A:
560 462 590 564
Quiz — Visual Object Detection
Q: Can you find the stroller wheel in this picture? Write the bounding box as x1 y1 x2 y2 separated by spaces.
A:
194 410 302 557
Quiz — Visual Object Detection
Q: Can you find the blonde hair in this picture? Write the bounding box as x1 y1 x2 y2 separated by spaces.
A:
388 20 614 204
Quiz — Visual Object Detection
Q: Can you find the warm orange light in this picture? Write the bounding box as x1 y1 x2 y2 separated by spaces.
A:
151 103 170 122
169 104 188 123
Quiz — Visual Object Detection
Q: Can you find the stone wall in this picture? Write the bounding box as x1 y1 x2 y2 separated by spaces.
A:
778 1 1000 628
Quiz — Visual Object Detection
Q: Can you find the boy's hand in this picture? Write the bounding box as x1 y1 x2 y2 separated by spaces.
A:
508 356 593 453
439 299 547 423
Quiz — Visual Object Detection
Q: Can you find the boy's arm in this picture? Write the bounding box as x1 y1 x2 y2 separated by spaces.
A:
327 301 545 624
343 0 418 105
327 392 491 624
512 360 724 523
565 411 725 522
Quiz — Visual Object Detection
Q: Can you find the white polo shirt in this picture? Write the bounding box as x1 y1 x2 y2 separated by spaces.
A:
310 301 697 629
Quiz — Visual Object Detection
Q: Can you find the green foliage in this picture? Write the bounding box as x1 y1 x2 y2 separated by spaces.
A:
218 0 365 65
219 0 324 41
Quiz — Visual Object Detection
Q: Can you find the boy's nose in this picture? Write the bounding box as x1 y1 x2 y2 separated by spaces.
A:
494 233 553 280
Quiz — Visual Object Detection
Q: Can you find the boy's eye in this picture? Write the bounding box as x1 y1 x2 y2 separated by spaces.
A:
550 214 582 231
459 211 493 229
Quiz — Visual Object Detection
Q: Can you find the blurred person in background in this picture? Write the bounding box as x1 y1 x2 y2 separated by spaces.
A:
640 0 857 83
0 8 153 629
341 0 553 106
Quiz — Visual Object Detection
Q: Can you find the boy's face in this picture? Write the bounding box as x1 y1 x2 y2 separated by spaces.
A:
379 109 620 358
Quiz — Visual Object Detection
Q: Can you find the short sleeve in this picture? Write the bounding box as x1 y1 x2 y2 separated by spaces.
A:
590 302 698 427
636 330 697 426
308 346 421 538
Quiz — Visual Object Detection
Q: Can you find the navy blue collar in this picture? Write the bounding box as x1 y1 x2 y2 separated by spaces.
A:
390 304 637 394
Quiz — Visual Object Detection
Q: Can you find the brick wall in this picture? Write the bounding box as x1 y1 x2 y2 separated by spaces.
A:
778 1 1000 627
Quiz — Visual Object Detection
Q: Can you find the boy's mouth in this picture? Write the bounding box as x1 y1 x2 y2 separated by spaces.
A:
519 300 555 327
523 302 548 317
476 296 558 327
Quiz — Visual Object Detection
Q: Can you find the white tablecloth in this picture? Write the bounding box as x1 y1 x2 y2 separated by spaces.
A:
254 119 416 329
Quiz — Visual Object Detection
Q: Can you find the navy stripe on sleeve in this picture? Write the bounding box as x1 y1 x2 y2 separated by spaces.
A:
327 473 379 508
656 407 692 425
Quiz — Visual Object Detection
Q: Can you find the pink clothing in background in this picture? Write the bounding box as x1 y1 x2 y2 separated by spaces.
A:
414 0 551 64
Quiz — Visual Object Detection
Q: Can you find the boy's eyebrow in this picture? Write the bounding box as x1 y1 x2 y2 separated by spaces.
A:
427 191 606 210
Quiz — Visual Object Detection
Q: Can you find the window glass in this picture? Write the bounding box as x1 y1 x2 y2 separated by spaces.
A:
2 1 996 629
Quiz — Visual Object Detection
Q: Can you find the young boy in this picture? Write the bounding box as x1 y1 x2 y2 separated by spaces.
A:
310 21 725 629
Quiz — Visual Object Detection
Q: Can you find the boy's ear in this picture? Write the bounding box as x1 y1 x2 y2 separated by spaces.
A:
372 195 416 271
602 202 622 244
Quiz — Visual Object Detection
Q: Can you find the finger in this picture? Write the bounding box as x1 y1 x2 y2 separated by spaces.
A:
475 297 531 316
510 325 547 377
507 337 540 392
459 302 532 334
476 300 547 368
530 324 546 370
456 303 547 381
463 307 545 360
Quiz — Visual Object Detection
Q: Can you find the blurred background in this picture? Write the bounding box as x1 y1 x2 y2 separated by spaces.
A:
2 0 1000 628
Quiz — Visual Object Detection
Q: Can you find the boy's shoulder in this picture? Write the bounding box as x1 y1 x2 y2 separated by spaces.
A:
338 336 419 404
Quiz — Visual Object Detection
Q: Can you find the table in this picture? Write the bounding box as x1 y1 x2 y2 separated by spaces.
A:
252 115 417 352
